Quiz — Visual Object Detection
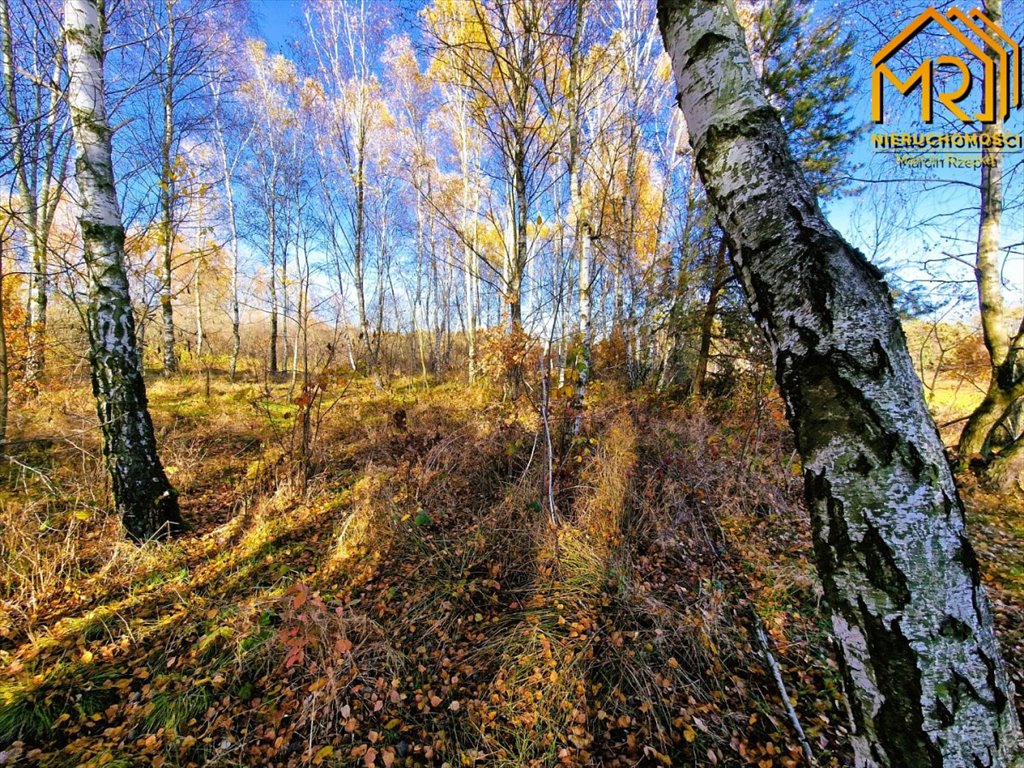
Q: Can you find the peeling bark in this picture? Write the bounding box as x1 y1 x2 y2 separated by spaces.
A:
65 0 181 541
658 1 1022 765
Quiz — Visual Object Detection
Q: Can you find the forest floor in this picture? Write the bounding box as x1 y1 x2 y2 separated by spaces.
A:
0 374 1021 768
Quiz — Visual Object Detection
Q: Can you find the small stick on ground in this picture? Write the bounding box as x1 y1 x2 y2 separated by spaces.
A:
751 607 817 767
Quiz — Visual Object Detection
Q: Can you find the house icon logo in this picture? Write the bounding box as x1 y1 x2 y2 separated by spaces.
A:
872 6 1021 124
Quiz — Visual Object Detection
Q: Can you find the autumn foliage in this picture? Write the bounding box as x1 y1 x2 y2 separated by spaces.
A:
1 375 1021 766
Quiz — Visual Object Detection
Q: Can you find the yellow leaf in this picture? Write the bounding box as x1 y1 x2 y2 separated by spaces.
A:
312 745 333 765
683 726 697 743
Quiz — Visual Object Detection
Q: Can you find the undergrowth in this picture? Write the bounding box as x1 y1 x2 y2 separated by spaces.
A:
0 374 1019 767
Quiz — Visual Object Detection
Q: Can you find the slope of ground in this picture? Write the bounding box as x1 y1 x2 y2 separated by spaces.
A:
0 375 1020 767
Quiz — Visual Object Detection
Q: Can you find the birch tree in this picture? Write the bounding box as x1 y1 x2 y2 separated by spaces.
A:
560 0 594 429
65 0 181 541
0 0 69 385
239 40 298 375
425 0 559 395
658 0 1022 764
305 0 389 381
208 63 249 379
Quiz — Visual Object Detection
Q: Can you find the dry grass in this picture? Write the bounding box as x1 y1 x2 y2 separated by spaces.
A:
0 373 1018 767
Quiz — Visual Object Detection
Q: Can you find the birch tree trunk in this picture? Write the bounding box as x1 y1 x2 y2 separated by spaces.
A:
65 0 181 541
454 95 478 383
194 261 203 361
211 91 242 379
352 117 375 376
567 0 591 434
159 0 177 376
658 1 1022 764
281 218 289 374
267 168 278 375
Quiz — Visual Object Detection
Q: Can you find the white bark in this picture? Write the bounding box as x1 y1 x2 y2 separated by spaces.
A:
159 0 177 375
659 1 1022 765
65 0 180 540
210 92 243 378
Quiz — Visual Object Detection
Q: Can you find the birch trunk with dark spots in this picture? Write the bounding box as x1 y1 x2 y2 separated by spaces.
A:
657 1 1022 765
159 0 177 376
65 0 181 541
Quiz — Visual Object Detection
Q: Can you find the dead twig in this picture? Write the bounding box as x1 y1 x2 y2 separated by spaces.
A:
751 607 817 767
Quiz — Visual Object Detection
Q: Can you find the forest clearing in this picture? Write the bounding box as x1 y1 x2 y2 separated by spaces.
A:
2 0 1024 765
0 369 1018 767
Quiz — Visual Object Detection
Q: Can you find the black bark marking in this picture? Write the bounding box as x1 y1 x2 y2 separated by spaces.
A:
860 524 911 606
684 30 731 72
932 697 956 728
955 533 983 589
859 597 944 768
806 471 852 587
979 650 1009 715
80 220 126 249
939 615 973 642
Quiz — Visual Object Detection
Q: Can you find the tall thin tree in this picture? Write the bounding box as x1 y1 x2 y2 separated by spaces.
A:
65 0 181 541
0 0 69 385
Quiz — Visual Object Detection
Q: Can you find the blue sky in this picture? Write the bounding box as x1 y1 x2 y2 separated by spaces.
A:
252 0 306 53
824 2 1024 316
242 0 1023 319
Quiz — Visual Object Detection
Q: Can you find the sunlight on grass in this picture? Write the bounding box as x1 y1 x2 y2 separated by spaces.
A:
1 375 1018 766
